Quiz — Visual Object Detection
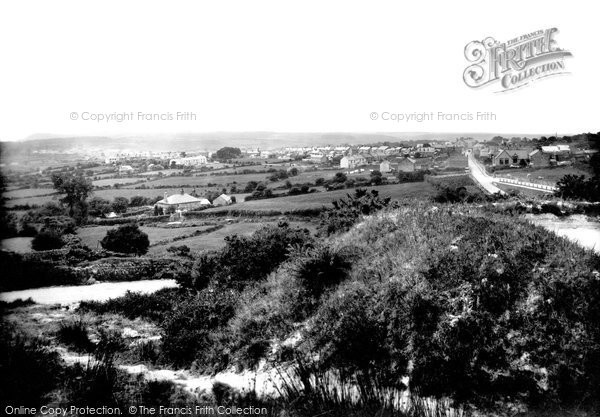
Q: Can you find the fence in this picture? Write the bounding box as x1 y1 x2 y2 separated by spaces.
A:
493 177 557 192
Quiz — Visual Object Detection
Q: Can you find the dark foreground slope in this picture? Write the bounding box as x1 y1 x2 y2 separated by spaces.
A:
3 204 600 416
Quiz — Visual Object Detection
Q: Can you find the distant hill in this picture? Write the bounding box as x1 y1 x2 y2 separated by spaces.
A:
1 131 547 156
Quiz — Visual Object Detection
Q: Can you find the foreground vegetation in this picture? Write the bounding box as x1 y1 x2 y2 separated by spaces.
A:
4 194 590 415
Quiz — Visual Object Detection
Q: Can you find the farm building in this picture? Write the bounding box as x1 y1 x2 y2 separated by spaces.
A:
397 157 417 172
529 150 551 167
156 190 210 211
213 194 233 206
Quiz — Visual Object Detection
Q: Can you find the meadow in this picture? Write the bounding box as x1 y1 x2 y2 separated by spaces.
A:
494 165 589 185
4 188 56 199
92 177 147 187
147 220 317 255
76 224 220 249
203 182 436 214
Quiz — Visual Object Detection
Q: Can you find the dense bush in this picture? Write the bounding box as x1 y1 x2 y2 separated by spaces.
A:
224 205 600 411
397 170 427 183
555 174 600 201
0 251 83 291
56 318 94 352
0 325 62 410
31 228 65 250
179 222 313 290
100 223 150 255
318 188 398 236
160 287 238 369
78 288 187 322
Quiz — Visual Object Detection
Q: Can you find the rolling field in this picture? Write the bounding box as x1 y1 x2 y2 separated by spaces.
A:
203 181 436 214
5 187 252 207
92 177 147 187
76 224 219 248
147 220 317 255
494 166 589 186
4 188 57 199
122 172 272 189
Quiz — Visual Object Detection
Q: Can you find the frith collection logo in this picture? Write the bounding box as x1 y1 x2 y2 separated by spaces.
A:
463 28 572 92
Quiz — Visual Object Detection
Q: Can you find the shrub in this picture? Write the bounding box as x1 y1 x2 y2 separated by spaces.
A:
179 223 313 291
160 287 238 369
318 188 397 236
56 318 94 352
31 228 64 251
166 245 191 257
111 196 129 214
0 325 62 409
100 223 150 255
78 288 186 322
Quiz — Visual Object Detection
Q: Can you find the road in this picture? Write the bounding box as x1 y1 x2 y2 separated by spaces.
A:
467 152 505 195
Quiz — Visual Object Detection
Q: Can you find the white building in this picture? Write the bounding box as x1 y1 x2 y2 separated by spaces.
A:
156 190 211 211
169 155 207 167
213 194 233 206
340 155 367 169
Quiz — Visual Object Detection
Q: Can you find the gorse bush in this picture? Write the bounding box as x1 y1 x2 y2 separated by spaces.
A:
0 324 61 410
227 205 600 410
160 287 238 369
31 228 65 250
78 288 186 322
318 188 398 236
56 318 94 352
100 223 150 255
71 202 600 412
179 222 313 290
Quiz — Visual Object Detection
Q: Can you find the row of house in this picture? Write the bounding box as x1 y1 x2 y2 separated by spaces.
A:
491 144 574 167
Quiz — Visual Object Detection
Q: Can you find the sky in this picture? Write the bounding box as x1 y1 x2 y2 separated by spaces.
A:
0 0 598 141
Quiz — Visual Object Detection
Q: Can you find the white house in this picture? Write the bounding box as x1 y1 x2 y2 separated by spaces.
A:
340 155 367 169
156 190 211 211
213 194 233 206
119 165 135 173
380 160 392 173
169 155 207 167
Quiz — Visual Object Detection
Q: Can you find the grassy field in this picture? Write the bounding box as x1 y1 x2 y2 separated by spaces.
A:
0 237 34 253
122 172 273 189
4 187 252 208
76 224 219 248
494 166 589 186
147 220 317 255
4 188 57 199
203 182 436 214
92 177 147 187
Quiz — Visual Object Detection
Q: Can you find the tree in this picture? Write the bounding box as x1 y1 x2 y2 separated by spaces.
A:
111 197 129 214
88 197 112 217
215 147 242 160
100 224 149 255
129 196 149 207
51 173 93 221
244 181 259 192
370 170 383 185
32 229 64 251
333 172 347 183
554 175 590 200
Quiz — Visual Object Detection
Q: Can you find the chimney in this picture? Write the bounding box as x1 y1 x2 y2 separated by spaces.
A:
164 192 168 200
180 188 184 195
